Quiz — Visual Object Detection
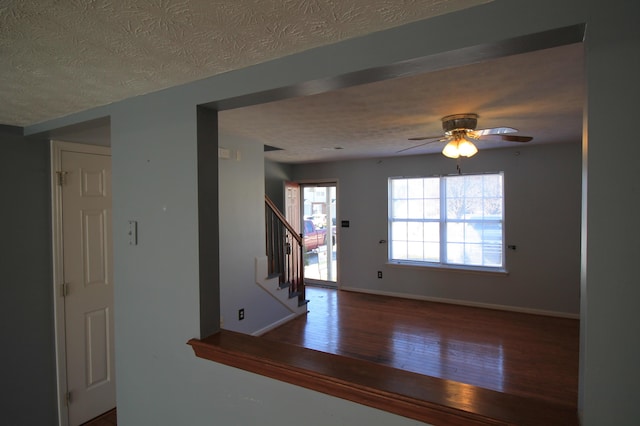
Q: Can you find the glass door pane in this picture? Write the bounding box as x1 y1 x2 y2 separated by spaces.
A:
302 184 337 286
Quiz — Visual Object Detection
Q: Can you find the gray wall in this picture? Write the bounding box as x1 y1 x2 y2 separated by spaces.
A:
293 143 582 315
219 134 291 334
265 159 293 212
11 0 640 424
581 0 640 422
108 69 421 426
0 129 57 425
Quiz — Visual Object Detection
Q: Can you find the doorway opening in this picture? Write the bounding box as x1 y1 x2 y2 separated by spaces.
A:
51 141 115 426
301 183 337 287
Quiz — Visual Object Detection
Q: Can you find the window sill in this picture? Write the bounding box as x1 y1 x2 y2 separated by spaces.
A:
387 261 509 276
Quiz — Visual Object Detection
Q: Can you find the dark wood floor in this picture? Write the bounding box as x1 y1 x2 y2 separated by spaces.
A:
82 408 117 425
262 286 579 408
89 287 579 425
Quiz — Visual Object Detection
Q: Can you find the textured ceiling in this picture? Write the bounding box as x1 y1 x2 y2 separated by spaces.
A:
221 42 584 163
0 0 490 127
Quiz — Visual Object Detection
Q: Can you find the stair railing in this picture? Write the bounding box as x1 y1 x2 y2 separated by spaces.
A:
265 196 305 304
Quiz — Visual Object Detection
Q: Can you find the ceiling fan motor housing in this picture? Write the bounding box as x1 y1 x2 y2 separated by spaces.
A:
442 113 478 134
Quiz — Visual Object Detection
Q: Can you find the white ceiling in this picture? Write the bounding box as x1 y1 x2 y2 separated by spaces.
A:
0 0 489 127
2 0 583 163
221 43 584 163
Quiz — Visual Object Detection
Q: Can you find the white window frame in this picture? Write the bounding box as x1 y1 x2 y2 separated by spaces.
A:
388 172 506 273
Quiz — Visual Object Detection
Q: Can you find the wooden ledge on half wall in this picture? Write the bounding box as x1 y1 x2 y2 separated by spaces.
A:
187 331 578 425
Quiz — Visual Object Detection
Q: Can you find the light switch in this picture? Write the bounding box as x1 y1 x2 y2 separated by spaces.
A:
128 220 138 245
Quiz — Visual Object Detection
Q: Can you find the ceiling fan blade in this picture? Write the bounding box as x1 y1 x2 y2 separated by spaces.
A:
500 134 533 142
473 127 518 136
397 138 446 153
407 135 442 141
480 134 533 143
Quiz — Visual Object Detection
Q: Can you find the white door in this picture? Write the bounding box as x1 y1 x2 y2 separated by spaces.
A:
60 148 115 425
285 181 300 233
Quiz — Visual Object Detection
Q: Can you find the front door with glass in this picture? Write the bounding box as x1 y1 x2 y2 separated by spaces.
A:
301 184 337 286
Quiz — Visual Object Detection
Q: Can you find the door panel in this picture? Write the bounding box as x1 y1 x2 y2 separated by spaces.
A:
85 307 110 388
82 209 108 286
62 150 115 426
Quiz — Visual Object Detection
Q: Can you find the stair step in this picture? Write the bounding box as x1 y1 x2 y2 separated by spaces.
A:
298 299 309 308
278 281 291 290
289 291 301 299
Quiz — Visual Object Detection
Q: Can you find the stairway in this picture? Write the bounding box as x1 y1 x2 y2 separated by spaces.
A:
255 256 308 316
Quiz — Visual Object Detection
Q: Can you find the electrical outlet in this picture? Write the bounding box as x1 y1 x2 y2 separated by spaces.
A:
377 271 383 279
238 308 245 321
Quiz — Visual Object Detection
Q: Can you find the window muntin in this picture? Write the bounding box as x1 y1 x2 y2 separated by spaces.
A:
389 173 504 270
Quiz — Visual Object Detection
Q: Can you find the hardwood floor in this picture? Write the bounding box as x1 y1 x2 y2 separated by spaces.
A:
84 288 579 425
261 286 579 409
82 408 117 426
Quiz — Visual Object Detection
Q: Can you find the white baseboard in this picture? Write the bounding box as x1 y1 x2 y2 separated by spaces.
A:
251 311 304 336
339 286 580 319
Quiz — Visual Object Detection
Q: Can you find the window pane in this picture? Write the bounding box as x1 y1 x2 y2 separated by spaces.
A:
424 178 440 198
464 175 483 197
407 179 423 198
407 199 424 219
446 176 464 197
392 179 407 199
484 197 503 217
392 241 407 260
483 242 503 266
465 223 482 243
393 199 408 219
423 222 439 243
447 242 464 264
446 197 465 219
423 242 440 262
464 197 484 218
465 243 485 265
407 242 423 260
407 222 423 241
392 221 408 241
479 222 502 244
424 198 439 219
483 174 503 197
447 222 465 243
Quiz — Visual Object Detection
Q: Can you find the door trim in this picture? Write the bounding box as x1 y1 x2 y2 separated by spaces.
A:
51 140 111 426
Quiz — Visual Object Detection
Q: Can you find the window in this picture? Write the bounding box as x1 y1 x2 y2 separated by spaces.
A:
389 173 504 270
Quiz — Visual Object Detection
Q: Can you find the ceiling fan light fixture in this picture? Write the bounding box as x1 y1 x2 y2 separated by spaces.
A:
458 137 478 157
442 139 461 158
404 112 531 157
442 133 478 159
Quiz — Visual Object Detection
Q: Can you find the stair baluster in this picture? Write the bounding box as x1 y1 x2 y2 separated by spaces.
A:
264 196 305 305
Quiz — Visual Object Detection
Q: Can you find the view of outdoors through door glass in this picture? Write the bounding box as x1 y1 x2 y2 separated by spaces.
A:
303 185 337 284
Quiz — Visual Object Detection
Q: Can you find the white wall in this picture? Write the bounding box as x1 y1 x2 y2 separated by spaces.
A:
293 143 581 315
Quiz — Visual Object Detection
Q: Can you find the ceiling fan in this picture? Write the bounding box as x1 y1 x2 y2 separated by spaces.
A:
400 113 533 158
